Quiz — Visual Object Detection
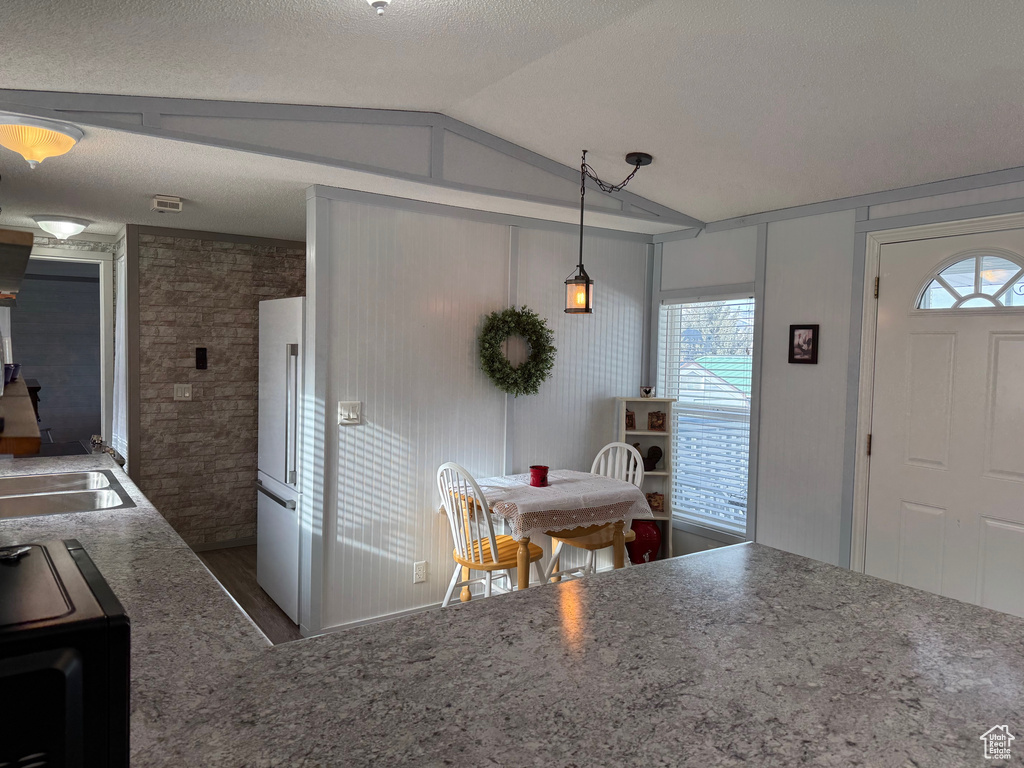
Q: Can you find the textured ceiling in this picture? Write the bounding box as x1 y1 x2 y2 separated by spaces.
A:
3 0 1024 225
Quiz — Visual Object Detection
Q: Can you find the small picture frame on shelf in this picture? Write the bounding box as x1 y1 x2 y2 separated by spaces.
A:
647 411 666 431
789 324 819 364
646 492 664 513
624 409 636 431
640 386 654 398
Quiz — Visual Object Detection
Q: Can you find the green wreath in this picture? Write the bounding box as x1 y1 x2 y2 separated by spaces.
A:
479 306 556 397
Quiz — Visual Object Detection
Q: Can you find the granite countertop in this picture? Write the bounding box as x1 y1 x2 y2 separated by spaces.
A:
2 456 1022 766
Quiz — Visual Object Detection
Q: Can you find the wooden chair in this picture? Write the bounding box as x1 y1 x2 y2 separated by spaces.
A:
544 442 643 581
437 462 545 607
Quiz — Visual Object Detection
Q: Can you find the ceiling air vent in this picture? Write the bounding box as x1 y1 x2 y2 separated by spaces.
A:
151 195 183 213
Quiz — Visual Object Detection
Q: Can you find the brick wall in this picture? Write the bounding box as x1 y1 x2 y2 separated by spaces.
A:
137 233 305 546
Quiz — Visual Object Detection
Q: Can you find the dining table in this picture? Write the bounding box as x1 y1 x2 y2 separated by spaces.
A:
474 469 654 593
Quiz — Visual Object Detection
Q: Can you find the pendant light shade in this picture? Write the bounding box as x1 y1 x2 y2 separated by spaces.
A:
565 264 593 314
0 115 83 169
32 215 91 240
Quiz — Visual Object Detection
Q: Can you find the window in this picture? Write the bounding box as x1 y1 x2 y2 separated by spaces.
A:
917 250 1024 309
657 297 754 535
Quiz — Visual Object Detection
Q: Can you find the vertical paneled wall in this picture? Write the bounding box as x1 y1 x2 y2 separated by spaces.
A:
510 228 647 473
136 232 305 546
756 210 856 565
316 200 650 629
323 201 509 628
511 228 648 573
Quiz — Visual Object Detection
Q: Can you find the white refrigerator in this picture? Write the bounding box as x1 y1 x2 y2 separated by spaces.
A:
257 296 304 624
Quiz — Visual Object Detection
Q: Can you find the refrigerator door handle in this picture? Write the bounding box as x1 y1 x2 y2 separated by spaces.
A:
285 343 299 485
256 479 297 510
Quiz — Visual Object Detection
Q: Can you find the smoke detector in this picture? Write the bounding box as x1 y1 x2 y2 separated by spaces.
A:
151 195 183 213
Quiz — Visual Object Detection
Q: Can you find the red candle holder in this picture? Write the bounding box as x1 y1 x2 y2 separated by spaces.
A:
529 465 549 487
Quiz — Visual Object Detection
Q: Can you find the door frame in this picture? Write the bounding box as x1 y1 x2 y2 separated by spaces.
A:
27 245 116 445
851 210 1024 572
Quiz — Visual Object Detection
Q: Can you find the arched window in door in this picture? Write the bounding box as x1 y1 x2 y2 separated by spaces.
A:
916 249 1024 309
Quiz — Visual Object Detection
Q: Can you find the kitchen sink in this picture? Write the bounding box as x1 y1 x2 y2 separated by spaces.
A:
0 470 137 519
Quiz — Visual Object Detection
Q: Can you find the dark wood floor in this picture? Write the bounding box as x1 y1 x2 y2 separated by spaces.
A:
197 545 303 645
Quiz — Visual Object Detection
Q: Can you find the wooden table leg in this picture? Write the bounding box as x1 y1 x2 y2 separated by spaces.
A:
460 565 472 602
613 521 625 570
517 538 531 591
549 538 561 583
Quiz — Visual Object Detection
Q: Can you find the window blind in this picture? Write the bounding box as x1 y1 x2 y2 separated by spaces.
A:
657 297 754 535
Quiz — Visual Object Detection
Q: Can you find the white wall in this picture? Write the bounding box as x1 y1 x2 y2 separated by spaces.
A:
509 228 647 473
315 197 648 629
657 214 856 566
658 182 1024 570
661 226 757 290
756 210 856 565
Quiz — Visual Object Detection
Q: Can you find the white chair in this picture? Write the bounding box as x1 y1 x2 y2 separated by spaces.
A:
437 462 545 607
544 442 643 581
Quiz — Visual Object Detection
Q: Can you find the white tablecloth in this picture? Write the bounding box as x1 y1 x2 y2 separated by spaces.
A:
475 470 653 541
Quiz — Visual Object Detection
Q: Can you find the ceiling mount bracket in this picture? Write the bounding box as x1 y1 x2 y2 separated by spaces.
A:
625 152 653 167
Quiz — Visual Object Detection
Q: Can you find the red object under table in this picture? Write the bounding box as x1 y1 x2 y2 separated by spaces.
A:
627 520 662 564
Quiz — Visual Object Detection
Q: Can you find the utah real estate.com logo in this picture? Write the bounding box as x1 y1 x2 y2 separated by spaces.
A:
980 725 1015 760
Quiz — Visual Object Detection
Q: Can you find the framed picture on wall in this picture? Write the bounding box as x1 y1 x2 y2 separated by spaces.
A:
789 324 819 364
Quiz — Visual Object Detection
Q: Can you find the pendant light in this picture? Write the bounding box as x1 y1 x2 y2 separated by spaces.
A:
366 0 391 14
0 115 84 169
565 149 652 314
32 215 91 240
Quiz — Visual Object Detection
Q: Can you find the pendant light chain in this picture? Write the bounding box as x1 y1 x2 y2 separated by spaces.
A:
581 150 644 195
576 149 644 269
568 149 650 314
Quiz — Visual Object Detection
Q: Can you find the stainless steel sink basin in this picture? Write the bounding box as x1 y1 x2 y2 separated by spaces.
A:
0 470 137 519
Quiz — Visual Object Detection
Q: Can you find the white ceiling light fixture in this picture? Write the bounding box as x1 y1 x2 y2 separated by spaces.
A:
366 0 391 16
31 215 91 240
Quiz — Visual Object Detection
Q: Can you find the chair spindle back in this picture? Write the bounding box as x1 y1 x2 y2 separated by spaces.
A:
591 442 645 487
437 462 501 567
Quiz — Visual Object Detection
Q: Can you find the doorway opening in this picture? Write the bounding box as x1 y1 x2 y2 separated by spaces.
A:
9 247 115 457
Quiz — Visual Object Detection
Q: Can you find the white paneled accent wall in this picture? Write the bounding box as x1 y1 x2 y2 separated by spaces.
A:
322 201 509 628
511 229 648 573
510 229 647 474
756 210 856 564
314 198 650 629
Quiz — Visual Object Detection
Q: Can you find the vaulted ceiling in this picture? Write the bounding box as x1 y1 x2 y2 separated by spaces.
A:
3 0 1024 229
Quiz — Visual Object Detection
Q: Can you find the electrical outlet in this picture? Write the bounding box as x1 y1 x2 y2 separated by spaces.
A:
173 383 193 401
413 560 427 584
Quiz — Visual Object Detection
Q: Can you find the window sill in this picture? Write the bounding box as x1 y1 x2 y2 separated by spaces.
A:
671 518 747 546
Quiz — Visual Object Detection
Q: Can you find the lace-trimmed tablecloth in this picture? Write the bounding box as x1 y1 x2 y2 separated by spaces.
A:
475 470 653 542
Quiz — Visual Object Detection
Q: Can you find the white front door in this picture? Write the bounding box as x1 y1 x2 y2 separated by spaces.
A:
865 228 1024 617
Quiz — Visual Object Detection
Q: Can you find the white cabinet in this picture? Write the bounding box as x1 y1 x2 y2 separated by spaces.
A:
615 397 674 560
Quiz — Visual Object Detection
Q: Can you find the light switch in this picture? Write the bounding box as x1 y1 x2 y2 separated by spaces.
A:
338 401 361 425
173 383 193 401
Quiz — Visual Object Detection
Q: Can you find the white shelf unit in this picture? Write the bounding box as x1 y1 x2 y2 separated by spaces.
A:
615 397 674 560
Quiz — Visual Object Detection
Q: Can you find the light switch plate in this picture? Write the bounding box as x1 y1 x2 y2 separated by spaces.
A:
173 383 193 401
338 400 361 425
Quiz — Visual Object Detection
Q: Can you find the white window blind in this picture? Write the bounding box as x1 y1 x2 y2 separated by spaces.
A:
657 297 754 535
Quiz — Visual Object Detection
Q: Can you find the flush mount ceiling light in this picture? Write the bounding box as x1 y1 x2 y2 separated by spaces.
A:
566 149 652 314
31 215 91 240
366 0 391 15
0 114 84 169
